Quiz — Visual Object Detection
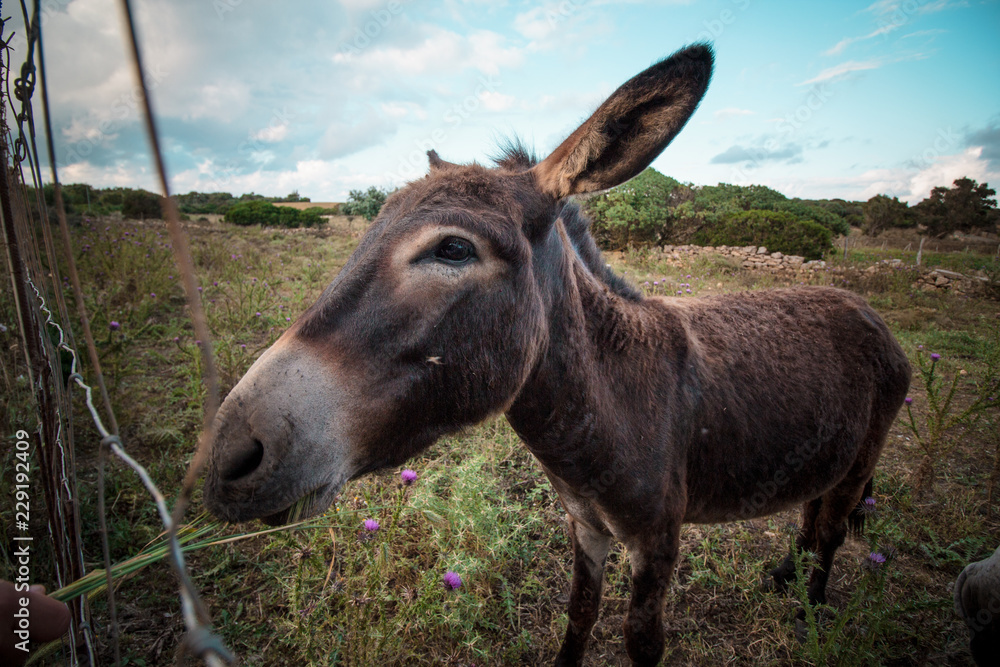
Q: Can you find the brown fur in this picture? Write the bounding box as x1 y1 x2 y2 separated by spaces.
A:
204 44 911 666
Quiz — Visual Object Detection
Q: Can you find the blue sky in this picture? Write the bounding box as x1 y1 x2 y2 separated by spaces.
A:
14 0 1000 204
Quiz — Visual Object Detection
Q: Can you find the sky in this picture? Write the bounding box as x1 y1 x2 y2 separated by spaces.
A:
8 0 1000 204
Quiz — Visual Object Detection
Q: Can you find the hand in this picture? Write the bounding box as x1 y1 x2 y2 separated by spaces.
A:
1 580 71 667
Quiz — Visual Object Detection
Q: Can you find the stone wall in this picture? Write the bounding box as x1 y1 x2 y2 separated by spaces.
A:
659 244 828 273
656 244 995 296
912 268 992 296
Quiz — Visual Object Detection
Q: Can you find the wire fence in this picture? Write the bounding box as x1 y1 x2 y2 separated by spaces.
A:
2 1 234 664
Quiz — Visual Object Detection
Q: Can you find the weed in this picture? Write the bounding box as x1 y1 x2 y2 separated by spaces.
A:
902 342 1000 494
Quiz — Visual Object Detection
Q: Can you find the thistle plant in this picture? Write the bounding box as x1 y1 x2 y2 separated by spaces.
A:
903 346 1000 495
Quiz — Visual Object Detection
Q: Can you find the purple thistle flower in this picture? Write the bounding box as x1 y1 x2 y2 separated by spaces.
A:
930 353 941 361
173 336 180 343
864 552 887 571
905 397 913 405
212 281 218 287
363 519 380 532
401 469 418 485
109 321 120 331
256 312 262 317
150 292 156 298
443 571 462 591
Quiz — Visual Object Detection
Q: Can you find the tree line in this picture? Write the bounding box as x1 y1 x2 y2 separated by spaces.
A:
29 175 997 248
862 177 999 238
581 170 998 259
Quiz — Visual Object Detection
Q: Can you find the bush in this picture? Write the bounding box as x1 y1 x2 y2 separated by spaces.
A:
303 205 336 217
224 201 322 228
341 187 388 221
862 194 909 236
691 209 832 260
585 169 687 248
776 199 850 236
122 188 163 219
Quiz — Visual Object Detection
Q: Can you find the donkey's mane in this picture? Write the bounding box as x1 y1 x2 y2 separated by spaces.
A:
492 136 642 303
560 202 643 302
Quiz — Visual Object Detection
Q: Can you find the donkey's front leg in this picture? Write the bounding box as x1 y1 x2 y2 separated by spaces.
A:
555 516 612 667
624 521 681 666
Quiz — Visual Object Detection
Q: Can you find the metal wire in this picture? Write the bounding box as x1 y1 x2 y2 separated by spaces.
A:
2 1 237 664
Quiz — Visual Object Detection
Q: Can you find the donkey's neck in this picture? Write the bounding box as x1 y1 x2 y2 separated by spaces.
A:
506 221 690 487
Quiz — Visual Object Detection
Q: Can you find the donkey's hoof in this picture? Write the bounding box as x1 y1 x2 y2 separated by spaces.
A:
761 574 789 596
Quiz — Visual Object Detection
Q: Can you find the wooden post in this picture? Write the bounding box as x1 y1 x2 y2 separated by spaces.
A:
916 236 925 266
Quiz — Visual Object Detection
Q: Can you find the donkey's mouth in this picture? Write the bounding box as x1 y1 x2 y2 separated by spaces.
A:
260 483 338 526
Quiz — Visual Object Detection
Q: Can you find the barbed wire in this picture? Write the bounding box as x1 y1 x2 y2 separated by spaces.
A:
2 0 237 664
21 273 233 666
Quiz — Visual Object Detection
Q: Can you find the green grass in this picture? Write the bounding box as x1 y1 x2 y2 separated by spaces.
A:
1 215 997 665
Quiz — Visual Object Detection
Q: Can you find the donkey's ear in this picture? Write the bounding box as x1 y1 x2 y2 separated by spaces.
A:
427 150 458 172
531 43 713 199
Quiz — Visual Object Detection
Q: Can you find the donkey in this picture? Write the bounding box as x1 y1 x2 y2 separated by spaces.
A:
204 44 912 665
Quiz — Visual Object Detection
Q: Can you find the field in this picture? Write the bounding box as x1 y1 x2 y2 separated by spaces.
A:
2 214 998 666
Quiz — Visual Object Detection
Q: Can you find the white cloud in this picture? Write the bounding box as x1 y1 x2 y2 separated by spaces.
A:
340 26 523 77
823 23 899 56
779 147 999 204
480 91 516 112
172 158 397 201
251 123 289 143
799 60 881 85
713 107 754 121
905 146 997 203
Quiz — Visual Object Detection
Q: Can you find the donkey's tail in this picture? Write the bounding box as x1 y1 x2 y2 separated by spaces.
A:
848 477 875 537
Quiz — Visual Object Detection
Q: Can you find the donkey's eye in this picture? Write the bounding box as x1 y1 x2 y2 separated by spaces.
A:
435 237 476 264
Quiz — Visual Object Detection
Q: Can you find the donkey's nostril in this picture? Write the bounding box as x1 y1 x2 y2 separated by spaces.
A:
220 438 265 482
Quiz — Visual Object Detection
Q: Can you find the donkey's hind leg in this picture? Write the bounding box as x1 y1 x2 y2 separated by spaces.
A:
768 497 822 593
804 477 873 606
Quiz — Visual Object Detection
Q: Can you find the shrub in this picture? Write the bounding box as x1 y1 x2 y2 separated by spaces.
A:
862 194 909 236
122 188 163 219
776 199 850 236
691 209 832 260
224 201 321 228
585 169 685 248
341 187 389 221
